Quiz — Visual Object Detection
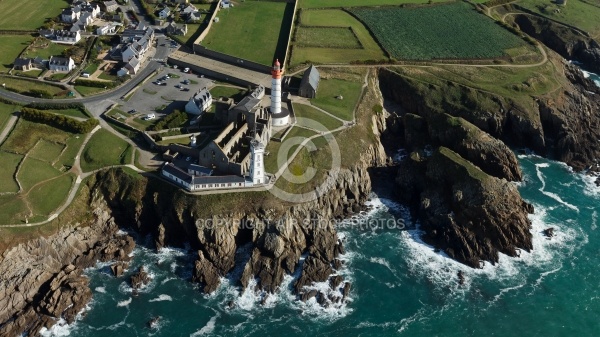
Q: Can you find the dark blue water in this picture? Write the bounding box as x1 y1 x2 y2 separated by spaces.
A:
38 153 600 337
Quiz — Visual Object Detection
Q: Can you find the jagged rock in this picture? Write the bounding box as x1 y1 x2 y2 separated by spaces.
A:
155 223 166 250
332 259 343 270
342 282 352 298
0 197 135 337
300 290 318 302
148 316 161 329
457 271 465 286
543 227 555 238
294 256 333 293
130 266 151 290
192 250 221 293
110 261 128 277
330 275 343 289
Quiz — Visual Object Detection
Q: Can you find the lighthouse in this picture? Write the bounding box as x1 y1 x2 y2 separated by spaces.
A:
269 59 290 126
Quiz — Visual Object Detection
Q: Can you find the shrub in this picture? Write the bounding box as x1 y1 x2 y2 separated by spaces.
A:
20 108 99 134
149 110 189 131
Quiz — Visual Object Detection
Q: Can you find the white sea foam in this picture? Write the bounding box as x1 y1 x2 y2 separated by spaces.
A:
535 163 579 211
592 211 598 231
190 313 219 336
38 318 73 337
95 287 106 294
117 297 132 307
579 172 600 197
149 294 173 302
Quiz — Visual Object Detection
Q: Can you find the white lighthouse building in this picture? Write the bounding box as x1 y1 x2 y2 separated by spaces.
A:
269 59 290 127
249 139 265 185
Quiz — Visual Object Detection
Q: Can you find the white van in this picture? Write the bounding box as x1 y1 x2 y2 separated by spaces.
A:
144 113 155 120
81 72 90 78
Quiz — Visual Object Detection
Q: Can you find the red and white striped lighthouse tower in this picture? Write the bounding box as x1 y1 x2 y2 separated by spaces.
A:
270 59 283 115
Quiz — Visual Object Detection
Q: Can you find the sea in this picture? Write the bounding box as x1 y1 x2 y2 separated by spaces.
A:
39 74 600 337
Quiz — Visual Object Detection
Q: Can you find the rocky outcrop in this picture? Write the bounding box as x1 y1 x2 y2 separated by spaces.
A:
0 201 135 337
512 14 600 73
397 147 533 267
131 266 151 291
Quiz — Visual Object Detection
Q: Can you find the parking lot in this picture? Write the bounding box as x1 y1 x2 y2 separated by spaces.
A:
118 68 215 120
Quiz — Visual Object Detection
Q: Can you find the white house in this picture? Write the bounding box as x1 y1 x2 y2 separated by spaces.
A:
185 88 212 115
158 7 171 19
187 11 201 22
54 30 81 44
96 23 119 35
48 56 75 72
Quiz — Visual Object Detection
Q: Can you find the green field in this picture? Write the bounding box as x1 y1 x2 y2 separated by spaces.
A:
517 0 600 38
291 9 387 66
0 101 19 131
0 151 23 193
0 35 34 72
295 27 362 49
209 85 246 100
29 139 65 163
1 76 68 98
75 85 107 96
350 2 527 60
17 157 62 191
81 129 132 172
28 173 73 216
171 23 202 45
310 78 363 121
1 119 73 154
0 0 69 30
201 0 292 65
298 0 448 8
293 103 344 131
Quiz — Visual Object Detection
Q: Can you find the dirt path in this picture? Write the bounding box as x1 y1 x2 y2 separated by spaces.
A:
0 114 18 145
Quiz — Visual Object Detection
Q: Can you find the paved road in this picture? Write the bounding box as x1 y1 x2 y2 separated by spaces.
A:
0 114 18 144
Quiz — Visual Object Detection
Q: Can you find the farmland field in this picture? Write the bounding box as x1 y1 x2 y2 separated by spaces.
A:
81 129 132 172
0 0 69 30
298 0 449 8
0 35 34 72
350 2 527 60
201 0 293 65
290 9 387 66
295 27 362 49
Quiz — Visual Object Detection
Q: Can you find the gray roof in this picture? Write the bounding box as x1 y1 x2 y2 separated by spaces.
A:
188 164 213 176
164 163 246 186
13 58 31 67
49 56 72 65
127 56 140 68
234 96 261 113
301 65 320 91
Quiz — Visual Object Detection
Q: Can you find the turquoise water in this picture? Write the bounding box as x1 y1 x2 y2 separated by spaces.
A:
39 155 600 337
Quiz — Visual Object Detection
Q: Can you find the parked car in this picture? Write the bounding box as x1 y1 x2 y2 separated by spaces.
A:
183 79 189 85
175 84 181 89
183 67 190 73
182 88 190 92
128 109 136 114
160 82 167 86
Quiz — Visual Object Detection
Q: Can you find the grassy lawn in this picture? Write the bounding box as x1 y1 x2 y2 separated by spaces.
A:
157 136 193 146
0 101 19 131
293 103 343 131
291 9 387 66
0 35 34 72
98 71 118 81
44 108 90 119
310 78 362 121
209 85 246 100
17 157 62 191
298 0 447 8
22 41 69 60
1 119 73 155
1 76 67 97
46 72 70 81
295 27 361 49
201 0 290 65
517 0 600 39
83 62 99 74
0 195 29 225
13 69 44 78
29 173 74 216
81 129 132 172
0 0 68 30
75 85 107 96
264 126 319 173
29 139 65 163
350 2 527 60
0 151 23 193
55 133 85 168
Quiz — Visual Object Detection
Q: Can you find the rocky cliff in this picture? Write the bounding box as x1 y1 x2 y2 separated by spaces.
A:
0 200 135 337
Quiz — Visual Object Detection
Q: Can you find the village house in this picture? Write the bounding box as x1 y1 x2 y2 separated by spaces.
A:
185 88 212 115
96 22 119 35
13 57 47 71
117 56 140 76
61 1 101 23
102 0 119 13
298 65 320 98
158 7 171 19
48 56 75 72
165 22 187 36
54 30 81 44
